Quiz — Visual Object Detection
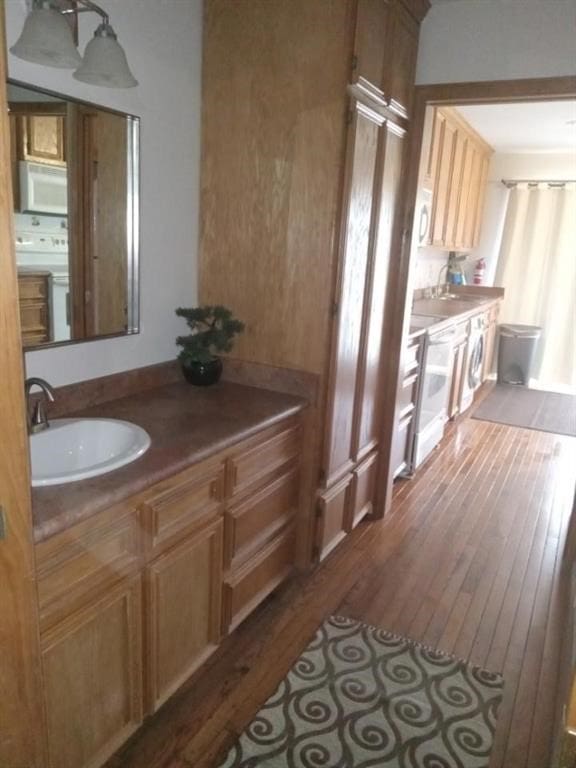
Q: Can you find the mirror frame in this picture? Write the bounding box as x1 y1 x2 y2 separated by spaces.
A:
8 78 141 351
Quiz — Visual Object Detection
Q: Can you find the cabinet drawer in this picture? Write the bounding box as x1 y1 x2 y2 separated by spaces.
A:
19 275 48 300
222 524 296 634
36 503 141 628
404 339 421 377
227 420 300 498
350 451 378 530
225 468 299 570
141 458 225 554
391 411 414 479
398 371 418 418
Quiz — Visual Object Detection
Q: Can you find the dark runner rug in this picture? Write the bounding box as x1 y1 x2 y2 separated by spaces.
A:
472 384 576 437
219 615 504 768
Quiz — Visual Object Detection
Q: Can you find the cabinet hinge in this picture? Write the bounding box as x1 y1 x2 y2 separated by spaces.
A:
346 109 354 126
0 505 6 540
315 502 323 519
331 300 339 316
312 545 321 562
351 54 358 71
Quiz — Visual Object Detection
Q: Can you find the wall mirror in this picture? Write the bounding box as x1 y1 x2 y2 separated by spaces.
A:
7 80 140 350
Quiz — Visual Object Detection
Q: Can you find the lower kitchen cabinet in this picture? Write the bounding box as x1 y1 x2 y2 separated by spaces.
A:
145 517 223 712
391 409 415 478
391 331 423 478
34 413 303 768
448 322 468 420
41 576 143 768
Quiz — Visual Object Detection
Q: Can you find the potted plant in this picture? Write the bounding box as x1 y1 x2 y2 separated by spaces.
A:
175 305 245 386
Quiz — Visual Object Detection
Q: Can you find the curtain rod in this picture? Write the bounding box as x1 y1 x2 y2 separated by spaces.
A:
501 179 576 188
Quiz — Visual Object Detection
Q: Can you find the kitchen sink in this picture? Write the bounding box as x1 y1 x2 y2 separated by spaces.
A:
30 418 151 487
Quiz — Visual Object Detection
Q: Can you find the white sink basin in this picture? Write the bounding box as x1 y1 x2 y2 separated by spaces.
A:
30 418 151 487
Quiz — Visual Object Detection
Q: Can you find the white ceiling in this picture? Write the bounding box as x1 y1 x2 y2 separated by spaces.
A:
455 101 576 152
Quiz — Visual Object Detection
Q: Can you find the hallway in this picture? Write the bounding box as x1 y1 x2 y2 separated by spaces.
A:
107 407 576 768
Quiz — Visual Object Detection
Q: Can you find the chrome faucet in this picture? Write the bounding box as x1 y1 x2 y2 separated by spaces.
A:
436 263 449 297
25 377 55 434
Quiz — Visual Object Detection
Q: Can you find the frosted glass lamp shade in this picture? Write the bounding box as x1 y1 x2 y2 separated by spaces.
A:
10 6 82 69
74 29 138 88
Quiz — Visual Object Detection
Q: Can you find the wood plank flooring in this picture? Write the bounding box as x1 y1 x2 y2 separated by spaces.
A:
106 411 576 768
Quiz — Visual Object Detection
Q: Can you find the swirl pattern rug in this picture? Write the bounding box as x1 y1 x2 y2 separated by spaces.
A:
219 616 504 768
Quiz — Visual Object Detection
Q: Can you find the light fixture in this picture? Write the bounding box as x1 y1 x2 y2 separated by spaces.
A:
10 0 138 89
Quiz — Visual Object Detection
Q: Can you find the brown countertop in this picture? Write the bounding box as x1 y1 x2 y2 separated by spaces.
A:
32 381 307 543
412 288 503 333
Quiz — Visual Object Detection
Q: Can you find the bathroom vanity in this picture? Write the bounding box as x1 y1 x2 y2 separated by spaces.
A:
31 381 307 768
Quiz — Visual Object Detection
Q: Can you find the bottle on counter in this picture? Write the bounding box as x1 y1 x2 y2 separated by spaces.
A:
473 258 486 285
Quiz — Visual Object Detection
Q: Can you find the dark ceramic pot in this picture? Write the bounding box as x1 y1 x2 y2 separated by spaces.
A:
181 357 223 386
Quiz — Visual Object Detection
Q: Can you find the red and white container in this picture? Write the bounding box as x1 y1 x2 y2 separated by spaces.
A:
473 257 486 285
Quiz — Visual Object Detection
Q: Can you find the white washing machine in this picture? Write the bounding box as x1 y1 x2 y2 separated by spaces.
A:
460 314 485 413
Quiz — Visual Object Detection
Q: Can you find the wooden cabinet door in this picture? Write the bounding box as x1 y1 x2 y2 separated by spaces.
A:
353 119 406 462
383 0 420 119
41 576 143 768
23 114 66 164
352 0 390 102
323 100 382 486
444 129 466 248
316 474 353 561
473 153 490 247
430 117 457 247
448 338 467 420
390 409 414 479
145 518 223 712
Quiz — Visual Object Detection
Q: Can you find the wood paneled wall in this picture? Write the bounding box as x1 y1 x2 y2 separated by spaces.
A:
200 0 354 375
0 3 47 765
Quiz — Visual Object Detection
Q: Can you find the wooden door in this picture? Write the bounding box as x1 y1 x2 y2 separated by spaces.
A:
74 106 128 338
41 576 143 768
383 0 420 119
352 119 405 462
145 518 223 712
323 100 382 487
352 0 390 102
0 8 47 766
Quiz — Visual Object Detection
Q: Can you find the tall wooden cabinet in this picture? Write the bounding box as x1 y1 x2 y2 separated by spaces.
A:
200 0 429 563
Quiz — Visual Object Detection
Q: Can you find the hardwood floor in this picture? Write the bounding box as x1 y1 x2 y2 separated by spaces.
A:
106 410 576 768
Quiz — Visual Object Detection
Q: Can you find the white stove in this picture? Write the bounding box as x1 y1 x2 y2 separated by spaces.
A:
15 220 71 343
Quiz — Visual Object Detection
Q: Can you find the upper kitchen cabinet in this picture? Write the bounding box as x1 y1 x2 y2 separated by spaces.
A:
201 0 429 563
352 0 428 118
425 107 492 251
11 107 67 166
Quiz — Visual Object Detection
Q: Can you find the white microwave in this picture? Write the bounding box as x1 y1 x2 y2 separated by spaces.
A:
19 161 68 215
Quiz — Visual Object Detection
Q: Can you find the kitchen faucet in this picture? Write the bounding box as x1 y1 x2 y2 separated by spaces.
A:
25 377 55 434
436 263 449 297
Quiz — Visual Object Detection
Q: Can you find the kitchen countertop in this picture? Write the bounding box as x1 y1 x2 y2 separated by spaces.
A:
32 381 307 543
411 289 503 334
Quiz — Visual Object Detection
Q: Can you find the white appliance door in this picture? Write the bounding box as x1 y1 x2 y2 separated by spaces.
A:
419 329 455 432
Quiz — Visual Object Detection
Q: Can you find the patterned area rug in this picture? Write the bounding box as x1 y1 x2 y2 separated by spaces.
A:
219 616 504 768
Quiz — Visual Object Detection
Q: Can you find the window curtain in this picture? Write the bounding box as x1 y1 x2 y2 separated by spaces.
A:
495 184 576 392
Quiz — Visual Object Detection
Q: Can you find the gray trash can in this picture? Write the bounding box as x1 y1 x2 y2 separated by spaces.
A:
497 323 542 386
